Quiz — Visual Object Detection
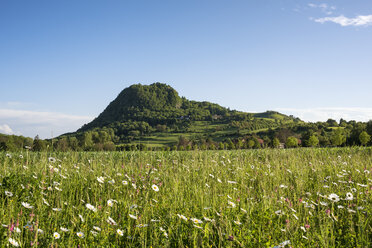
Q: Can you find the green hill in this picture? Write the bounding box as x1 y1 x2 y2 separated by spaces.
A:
61 83 299 148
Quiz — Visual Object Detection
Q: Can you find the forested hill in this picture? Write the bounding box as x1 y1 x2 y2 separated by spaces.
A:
62 83 297 145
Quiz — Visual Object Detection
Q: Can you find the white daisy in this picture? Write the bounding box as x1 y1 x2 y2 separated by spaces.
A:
191 218 203 224
328 193 340 202
5 191 13 197
129 214 137 220
117 229 124 236
8 238 19 247
86 203 97 212
76 231 84 238
21 202 33 209
151 184 159 192
345 192 353 201
53 232 60 239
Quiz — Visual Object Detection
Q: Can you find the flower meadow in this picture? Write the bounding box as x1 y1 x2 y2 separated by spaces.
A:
0 148 371 247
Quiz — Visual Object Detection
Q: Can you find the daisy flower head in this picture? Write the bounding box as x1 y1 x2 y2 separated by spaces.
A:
97 177 104 184
76 231 84 238
107 199 113 207
93 226 101 232
228 200 236 208
328 193 340 202
152 184 159 192
60 227 69 232
48 157 56 163
53 232 60 239
86 203 97 212
129 214 137 220
177 214 188 221
8 238 19 247
345 192 353 201
5 191 13 197
122 180 128 185
117 229 124 236
191 218 203 224
21 202 33 209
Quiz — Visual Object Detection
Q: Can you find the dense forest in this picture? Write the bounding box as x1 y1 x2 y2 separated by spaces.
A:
0 83 371 151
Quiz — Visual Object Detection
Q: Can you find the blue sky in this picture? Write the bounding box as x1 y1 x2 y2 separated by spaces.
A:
1 0 372 138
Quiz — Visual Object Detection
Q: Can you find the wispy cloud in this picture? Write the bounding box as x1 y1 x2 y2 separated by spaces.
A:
275 107 372 122
314 15 372 26
308 3 335 15
0 109 94 139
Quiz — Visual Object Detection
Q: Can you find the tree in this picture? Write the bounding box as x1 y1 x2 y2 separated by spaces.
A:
272 137 280 148
307 135 319 147
359 131 370 146
330 129 346 147
56 138 69 152
286 137 298 148
33 135 46 151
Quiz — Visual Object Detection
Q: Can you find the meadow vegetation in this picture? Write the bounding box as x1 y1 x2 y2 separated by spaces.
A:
0 148 371 247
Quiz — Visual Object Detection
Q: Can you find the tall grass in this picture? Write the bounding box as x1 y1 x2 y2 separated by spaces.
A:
0 148 371 247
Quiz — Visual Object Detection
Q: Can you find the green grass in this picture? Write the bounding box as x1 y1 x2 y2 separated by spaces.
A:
1 148 371 247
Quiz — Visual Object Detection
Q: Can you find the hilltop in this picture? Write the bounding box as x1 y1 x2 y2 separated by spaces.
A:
59 83 298 148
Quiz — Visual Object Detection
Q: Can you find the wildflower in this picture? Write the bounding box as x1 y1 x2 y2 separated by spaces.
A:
22 202 33 209
129 214 137 220
108 179 115 184
328 193 340 202
97 177 104 183
152 184 159 192
52 208 62 212
191 218 203 224
76 232 84 238
53 232 60 239
48 157 56 163
177 214 188 221
275 210 283 215
122 180 128 185
37 229 44 234
234 220 242 225
90 230 98 236
8 238 20 247
93 226 101 231
345 192 353 201
107 200 113 207
107 217 117 225
5 191 13 197
60 227 69 232
279 184 288 189
132 183 137 189
228 201 236 208
117 229 124 236
6 153 12 158
86 203 97 212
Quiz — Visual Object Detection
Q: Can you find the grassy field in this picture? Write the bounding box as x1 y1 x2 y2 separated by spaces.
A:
0 148 371 247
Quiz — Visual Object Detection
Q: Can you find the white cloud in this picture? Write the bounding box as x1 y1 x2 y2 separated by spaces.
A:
0 124 14 135
314 15 372 26
0 109 94 139
308 3 335 15
275 107 372 122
